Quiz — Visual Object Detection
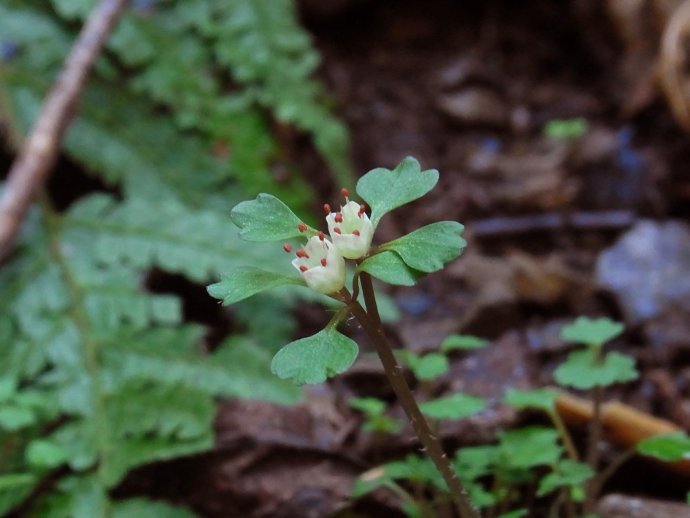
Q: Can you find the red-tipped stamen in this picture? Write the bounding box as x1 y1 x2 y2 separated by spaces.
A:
296 249 309 259
299 265 308 272
334 227 342 234
320 258 327 267
298 223 307 232
334 212 343 223
352 229 360 236
358 204 367 216
282 243 293 253
318 231 325 241
340 187 350 198
323 203 331 214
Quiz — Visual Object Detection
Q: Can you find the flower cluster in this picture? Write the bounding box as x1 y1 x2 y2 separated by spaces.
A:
285 189 373 294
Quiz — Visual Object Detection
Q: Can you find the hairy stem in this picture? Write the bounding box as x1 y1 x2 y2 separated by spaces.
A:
346 274 479 518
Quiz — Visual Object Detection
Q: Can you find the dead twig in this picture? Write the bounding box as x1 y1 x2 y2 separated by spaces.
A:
0 0 128 260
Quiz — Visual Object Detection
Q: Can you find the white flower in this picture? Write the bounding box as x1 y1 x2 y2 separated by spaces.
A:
326 200 374 259
292 236 345 294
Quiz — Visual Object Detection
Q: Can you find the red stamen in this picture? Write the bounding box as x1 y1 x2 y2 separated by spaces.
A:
296 249 309 258
282 243 292 253
318 231 325 241
298 223 307 232
320 258 327 267
340 187 350 198
299 265 308 272
352 229 360 236
334 227 341 234
358 204 367 217
334 212 343 223
323 203 331 214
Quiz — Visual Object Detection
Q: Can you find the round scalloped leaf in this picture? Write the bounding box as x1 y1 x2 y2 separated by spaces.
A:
400 352 449 381
356 157 439 228
26 439 69 469
230 193 315 242
560 316 624 348
637 433 690 461
271 329 359 385
358 251 423 286
380 221 466 273
441 334 488 352
503 388 560 413
553 349 638 389
536 459 594 498
420 392 486 421
499 426 562 469
207 267 305 305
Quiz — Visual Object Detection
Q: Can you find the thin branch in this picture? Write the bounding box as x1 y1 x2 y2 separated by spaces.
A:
345 277 479 518
0 0 128 260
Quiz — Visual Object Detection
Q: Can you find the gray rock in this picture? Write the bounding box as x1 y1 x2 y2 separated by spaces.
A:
596 220 690 322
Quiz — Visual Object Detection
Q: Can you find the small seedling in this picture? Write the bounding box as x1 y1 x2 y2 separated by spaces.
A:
349 397 402 435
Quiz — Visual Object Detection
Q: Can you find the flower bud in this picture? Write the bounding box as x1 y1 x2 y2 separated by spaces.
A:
292 236 345 294
326 200 374 259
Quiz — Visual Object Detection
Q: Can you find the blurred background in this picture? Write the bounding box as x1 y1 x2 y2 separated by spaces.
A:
2 0 690 516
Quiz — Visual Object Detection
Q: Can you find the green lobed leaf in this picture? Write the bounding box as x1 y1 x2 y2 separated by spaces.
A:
271 329 359 385
420 393 486 421
441 334 488 352
349 397 386 417
554 349 638 389
380 221 466 273
356 157 439 228
230 193 315 242
503 388 560 413
560 316 624 348
637 433 690 461
454 445 500 482
499 426 562 469
358 251 422 286
400 351 449 381
537 459 594 498
25 440 69 470
207 267 305 305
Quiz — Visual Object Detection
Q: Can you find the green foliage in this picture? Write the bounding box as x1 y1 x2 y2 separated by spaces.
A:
356 157 439 228
536 459 593 499
398 351 449 380
554 349 638 389
503 388 560 413
380 221 466 273
349 397 402 435
555 317 637 389
637 433 690 461
208 267 306 305
230 193 315 242
499 427 563 469
440 334 488 352
560 316 624 348
543 117 588 140
0 0 348 513
358 250 422 286
271 329 359 385
420 393 486 421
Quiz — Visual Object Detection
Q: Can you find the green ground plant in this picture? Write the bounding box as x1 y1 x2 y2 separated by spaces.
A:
0 0 350 515
352 317 690 517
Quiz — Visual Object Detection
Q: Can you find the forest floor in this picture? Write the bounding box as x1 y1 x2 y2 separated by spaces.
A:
121 1 690 516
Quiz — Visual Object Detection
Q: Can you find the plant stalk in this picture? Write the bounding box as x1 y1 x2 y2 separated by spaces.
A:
345 274 479 518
